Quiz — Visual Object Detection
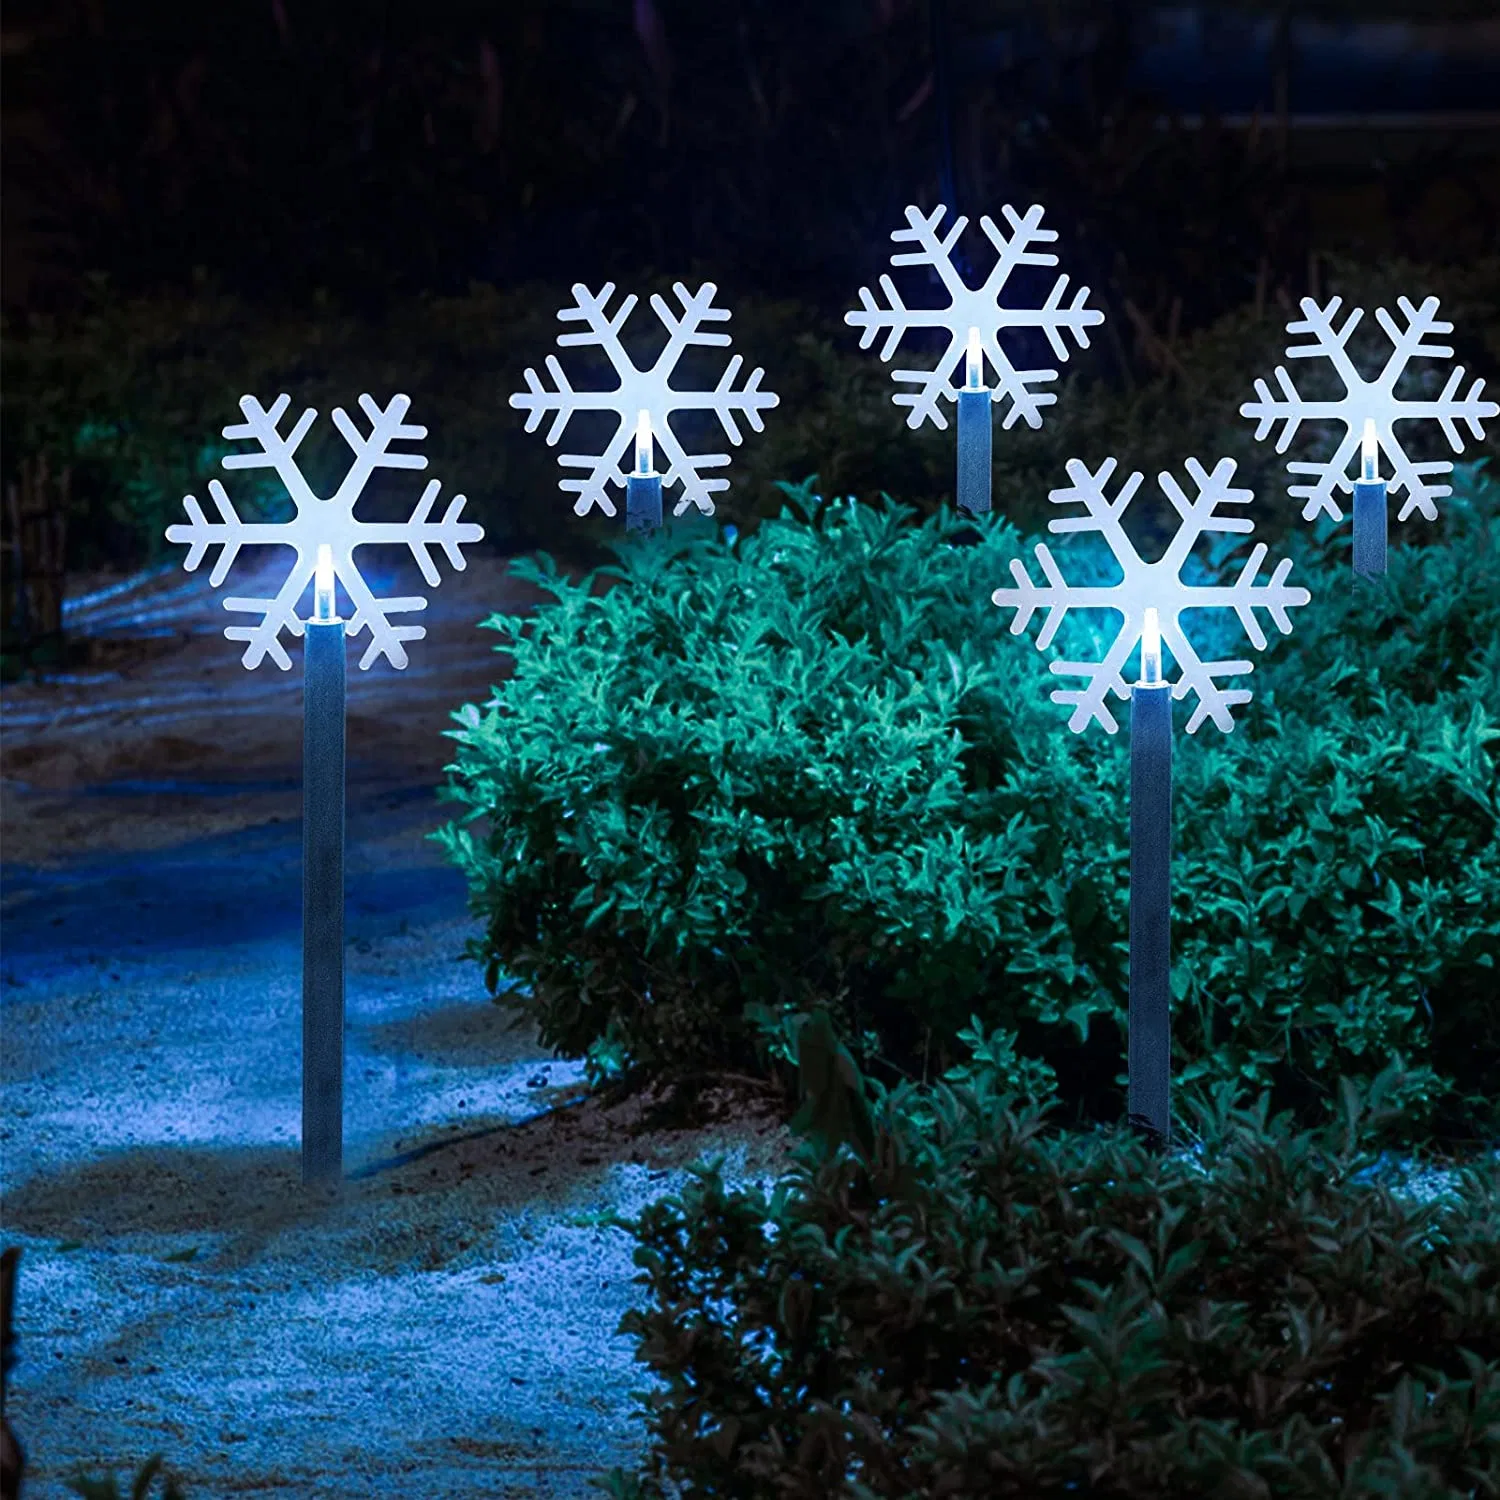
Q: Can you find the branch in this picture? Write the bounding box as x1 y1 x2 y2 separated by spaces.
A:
890 204 969 298
845 276 912 362
1285 296 1365 394
221 394 320 508
1373 296 1453 388
978 203 1059 299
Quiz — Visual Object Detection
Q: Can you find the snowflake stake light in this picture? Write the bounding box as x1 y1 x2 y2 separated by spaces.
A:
1241 295 1498 525
166 393 483 670
846 203 1103 431
991 456 1311 734
509 281 779 519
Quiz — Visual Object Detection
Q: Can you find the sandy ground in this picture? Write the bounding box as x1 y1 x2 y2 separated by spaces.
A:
0 553 791 1498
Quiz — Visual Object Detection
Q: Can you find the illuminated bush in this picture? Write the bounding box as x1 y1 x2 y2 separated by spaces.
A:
437 465 1500 1148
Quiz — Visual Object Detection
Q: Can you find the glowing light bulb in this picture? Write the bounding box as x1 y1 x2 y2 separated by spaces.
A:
966 327 983 390
1141 607 1162 685
314 544 335 623
635 409 653 476
1361 418 1378 482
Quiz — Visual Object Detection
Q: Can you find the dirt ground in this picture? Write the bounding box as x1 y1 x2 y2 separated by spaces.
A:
0 553 792 1499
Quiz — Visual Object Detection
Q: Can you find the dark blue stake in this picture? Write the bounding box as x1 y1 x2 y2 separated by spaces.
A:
957 388 992 516
1352 479 1387 578
626 473 663 534
1127 669 1173 1150
957 328 992 517
627 408 664 534
302 591 346 1187
1352 418 1388 578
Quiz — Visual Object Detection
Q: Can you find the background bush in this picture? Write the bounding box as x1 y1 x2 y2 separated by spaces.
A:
3 256 1496 568
436 461 1500 1152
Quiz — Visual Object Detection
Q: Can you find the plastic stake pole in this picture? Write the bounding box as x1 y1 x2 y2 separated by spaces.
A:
1127 681 1172 1150
301 615 346 1186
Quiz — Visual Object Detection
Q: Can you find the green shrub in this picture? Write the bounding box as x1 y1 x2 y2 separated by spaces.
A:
437 460 1500 1149
600 1049 1500 1500
1171 477 1500 1138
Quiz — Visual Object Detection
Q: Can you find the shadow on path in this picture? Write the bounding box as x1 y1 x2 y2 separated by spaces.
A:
0 781 467 987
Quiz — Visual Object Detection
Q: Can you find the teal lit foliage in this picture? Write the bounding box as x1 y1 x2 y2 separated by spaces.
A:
437 464 1500 1148
598 1045 1500 1499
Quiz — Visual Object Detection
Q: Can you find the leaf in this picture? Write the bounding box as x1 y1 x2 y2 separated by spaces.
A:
790 1008 876 1165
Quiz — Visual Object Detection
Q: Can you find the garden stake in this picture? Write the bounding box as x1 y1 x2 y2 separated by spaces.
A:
1242 294 1496 580
165 393 483 1187
847 201 1101 518
301 546 346 1185
511 283 779 534
957 328 993 517
1127 609 1172 1149
992 456 1309 1149
1351 419 1387 579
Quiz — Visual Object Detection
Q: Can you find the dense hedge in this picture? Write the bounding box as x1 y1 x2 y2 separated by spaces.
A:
436 461 1500 1150
601 1047 1500 1499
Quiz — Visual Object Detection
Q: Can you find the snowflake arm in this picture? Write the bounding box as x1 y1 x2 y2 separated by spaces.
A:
1429 364 1499 450
339 555 428 671
708 354 776 444
888 204 974 298
351 478 483 585
1385 361 1497 521
167 480 290 586
992 545 1122 646
847 275 914 361
221 553 316 672
218 395 321 507
652 281 733 363
1224 543 1308 646
1281 296 1366 389
655 422 731 517
559 423 634 518
327 394 429 504
1157 457 1255 572
978 204 1059 282
892 338 969 432
555 281 638 366
1284 427 1362 523
1046 622 1137 734
1171 633 1253 735
1045 456 1143 557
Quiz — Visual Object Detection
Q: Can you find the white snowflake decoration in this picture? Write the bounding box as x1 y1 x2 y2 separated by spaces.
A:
1241 295 1498 525
846 203 1103 432
510 281 779 518
991 456 1310 735
165 393 483 671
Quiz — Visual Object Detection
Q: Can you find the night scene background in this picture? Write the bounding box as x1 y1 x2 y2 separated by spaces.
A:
2 4 1499 1498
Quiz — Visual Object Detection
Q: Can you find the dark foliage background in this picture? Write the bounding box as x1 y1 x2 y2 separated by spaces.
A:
6 0 1499 311
4 0 1499 580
